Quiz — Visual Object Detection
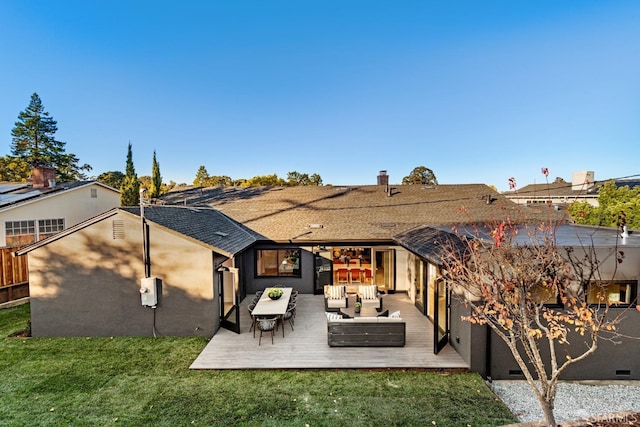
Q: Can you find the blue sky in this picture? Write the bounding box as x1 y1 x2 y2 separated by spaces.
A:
1 1 639 191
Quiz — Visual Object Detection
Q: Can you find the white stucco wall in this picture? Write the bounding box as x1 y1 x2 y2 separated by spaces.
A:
0 183 119 246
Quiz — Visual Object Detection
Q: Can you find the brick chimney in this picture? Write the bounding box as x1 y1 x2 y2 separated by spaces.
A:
31 166 56 188
377 170 389 186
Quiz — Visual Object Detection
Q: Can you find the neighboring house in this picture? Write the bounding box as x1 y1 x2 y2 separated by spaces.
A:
504 170 640 209
0 166 120 305
0 166 120 248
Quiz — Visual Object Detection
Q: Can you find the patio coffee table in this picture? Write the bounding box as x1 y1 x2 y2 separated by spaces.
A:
340 296 378 318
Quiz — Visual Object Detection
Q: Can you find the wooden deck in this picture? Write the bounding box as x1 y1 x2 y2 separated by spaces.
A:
190 293 469 370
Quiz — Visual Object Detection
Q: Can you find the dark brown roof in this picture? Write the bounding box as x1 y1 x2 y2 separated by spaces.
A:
162 184 555 243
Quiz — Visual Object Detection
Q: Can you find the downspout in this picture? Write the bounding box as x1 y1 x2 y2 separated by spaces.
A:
140 189 150 278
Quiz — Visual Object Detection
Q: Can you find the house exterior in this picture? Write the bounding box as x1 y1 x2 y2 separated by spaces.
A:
17 206 260 337
396 223 640 380
504 170 640 209
0 166 120 305
0 167 120 248
17 175 639 380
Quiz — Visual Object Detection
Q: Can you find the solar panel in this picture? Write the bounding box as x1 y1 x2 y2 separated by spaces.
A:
0 184 29 194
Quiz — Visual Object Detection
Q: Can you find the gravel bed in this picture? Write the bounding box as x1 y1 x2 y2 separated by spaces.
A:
489 380 640 423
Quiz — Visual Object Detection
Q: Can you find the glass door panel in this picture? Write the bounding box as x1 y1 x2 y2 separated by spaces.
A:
434 277 449 354
374 249 394 292
220 267 240 334
314 251 333 295
414 258 426 314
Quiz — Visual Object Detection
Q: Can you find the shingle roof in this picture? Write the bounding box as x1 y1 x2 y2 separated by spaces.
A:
394 226 468 265
120 205 263 257
161 184 556 243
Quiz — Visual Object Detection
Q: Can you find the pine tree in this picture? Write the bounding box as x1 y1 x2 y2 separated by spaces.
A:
120 143 140 206
10 93 91 181
150 150 162 199
193 165 210 187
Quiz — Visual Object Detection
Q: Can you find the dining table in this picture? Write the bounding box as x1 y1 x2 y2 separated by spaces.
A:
251 287 293 316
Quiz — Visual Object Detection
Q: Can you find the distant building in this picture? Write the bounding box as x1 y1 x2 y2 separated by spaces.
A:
504 171 640 209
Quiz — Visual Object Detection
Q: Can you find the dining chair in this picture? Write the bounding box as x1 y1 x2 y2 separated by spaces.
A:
256 316 278 345
335 268 349 284
350 268 363 284
280 303 296 337
247 303 257 337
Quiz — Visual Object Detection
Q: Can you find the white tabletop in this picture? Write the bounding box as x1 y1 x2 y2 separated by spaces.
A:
252 287 293 316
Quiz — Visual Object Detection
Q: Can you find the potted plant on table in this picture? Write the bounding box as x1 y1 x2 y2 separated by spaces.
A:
354 301 362 313
267 288 284 300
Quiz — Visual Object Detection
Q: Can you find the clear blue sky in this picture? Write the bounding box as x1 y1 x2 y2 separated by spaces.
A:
1 1 639 191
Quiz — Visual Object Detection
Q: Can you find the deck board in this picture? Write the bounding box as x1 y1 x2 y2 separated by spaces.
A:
190 293 469 370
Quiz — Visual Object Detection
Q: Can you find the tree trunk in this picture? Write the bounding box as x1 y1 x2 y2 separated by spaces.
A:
538 398 557 427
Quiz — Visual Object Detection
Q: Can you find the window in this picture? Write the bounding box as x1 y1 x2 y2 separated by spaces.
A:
5 220 36 246
4 218 65 247
256 249 301 277
38 218 65 240
586 281 637 306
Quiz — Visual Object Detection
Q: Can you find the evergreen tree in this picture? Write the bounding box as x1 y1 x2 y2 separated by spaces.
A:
10 93 91 181
150 150 162 198
193 165 210 187
120 143 140 206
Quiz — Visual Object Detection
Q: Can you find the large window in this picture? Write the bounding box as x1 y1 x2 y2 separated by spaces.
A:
256 249 301 277
586 281 637 306
5 220 36 246
5 218 65 247
38 218 65 240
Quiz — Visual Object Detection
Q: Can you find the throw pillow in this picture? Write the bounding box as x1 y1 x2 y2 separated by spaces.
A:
389 310 401 319
338 309 352 319
377 309 389 317
326 312 342 321
330 286 342 300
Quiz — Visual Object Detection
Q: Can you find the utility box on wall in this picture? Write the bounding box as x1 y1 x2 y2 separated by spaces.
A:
140 277 160 307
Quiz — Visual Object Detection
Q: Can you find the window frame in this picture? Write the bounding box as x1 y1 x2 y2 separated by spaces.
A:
585 280 638 307
5 218 65 246
5 220 36 246
255 249 302 278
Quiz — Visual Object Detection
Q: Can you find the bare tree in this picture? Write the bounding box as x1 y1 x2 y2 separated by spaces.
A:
441 218 631 426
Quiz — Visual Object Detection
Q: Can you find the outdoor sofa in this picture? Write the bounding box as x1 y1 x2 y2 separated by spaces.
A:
326 315 406 347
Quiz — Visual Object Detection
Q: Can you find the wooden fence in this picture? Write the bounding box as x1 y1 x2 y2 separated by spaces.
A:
0 247 29 304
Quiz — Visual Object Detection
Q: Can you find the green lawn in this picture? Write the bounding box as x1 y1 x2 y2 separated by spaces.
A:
0 304 517 426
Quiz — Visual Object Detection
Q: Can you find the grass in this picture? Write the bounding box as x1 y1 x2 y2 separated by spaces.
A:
0 304 517 426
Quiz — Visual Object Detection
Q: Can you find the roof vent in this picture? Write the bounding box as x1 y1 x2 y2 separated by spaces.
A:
308 224 323 229
214 231 229 237
380 222 397 228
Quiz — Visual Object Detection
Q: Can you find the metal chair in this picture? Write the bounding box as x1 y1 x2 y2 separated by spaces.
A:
247 303 257 337
256 316 278 345
281 303 296 337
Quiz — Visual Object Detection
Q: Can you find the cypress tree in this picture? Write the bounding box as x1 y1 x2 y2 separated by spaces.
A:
150 150 162 199
120 143 140 206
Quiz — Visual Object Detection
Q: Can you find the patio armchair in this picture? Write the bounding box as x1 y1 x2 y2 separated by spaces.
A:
357 285 383 312
324 284 348 312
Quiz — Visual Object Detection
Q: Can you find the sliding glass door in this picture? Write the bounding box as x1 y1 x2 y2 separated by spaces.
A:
374 249 394 292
